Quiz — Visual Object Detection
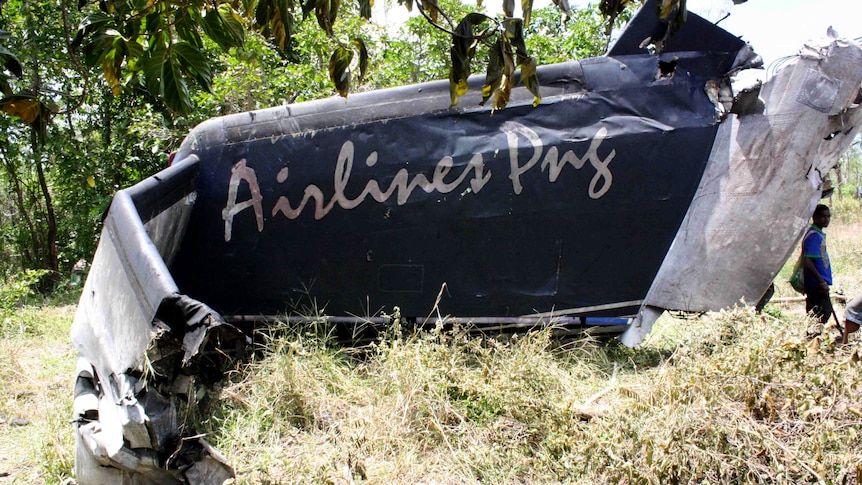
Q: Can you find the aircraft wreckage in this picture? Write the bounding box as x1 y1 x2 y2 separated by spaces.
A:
71 0 862 482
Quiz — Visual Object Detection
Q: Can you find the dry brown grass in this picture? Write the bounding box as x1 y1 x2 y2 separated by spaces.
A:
203 309 862 484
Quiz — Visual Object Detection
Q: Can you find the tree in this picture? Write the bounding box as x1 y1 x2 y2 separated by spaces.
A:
64 0 652 114
0 0 170 283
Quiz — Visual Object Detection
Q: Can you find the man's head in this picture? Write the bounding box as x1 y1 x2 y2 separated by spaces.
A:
813 204 831 229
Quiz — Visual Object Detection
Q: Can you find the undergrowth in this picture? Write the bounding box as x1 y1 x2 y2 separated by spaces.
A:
201 309 862 484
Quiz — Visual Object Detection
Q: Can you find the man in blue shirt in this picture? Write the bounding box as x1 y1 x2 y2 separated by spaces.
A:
803 204 833 325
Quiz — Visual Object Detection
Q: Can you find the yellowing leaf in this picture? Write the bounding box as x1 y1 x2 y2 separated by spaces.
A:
328 46 353 98
1 98 40 123
87 175 96 187
658 0 679 20
102 48 123 95
521 0 533 26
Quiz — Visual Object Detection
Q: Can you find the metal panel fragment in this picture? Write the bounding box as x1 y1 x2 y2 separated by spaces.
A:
628 32 862 344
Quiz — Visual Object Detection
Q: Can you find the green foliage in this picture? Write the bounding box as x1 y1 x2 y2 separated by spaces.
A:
0 0 624 288
0 28 24 96
0 269 48 310
62 0 612 113
526 5 606 63
370 7 461 88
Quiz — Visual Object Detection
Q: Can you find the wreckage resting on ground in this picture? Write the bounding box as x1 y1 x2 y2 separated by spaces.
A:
71 1 862 482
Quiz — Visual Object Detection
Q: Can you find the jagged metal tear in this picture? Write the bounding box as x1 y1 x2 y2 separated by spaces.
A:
621 32 862 346
70 157 245 484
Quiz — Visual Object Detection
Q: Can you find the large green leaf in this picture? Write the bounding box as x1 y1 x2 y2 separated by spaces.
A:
81 30 120 68
272 0 295 50
161 57 193 115
220 4 248 45
172 42 213 93
143 44 167 98
352 38 368 82
0 45 23 79
448 13 487 107
174 9 205 49
71 13 113 50
202 5 245 51
125 38 144 59
328 45 353 97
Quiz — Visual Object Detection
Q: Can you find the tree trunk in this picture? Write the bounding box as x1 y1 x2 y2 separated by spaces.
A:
32 139 60 283
26 33 60 284
0 153 42 266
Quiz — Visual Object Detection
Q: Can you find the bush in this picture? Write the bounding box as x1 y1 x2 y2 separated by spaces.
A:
0 269 49 310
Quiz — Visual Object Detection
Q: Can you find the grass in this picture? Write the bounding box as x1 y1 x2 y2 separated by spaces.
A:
0 197 860 484
200 308 862 484
0 300 77 484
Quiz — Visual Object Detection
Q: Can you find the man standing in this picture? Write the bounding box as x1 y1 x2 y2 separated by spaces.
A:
803 204 833 326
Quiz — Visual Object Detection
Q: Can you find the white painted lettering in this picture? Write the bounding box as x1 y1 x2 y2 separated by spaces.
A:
271 141 491 220
222 159 264 242
503 122 615 199
224 125 615 237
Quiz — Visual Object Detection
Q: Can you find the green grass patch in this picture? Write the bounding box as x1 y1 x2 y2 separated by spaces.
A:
0 298 76 484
